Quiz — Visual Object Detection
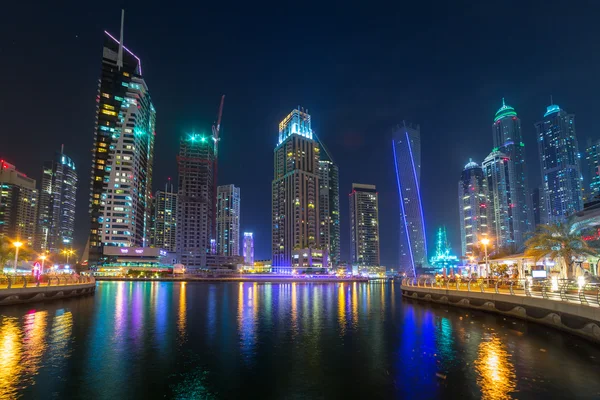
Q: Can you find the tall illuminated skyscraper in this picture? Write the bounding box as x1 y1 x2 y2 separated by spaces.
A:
349 183 380 267
492 99 532 247
216 184 240 256
0 161 38 247
272 108 320 269
176 133 214 268
88 13 156 262
531 186 547 227
535 103 582 223
318 159 340 266
585 139 600 200
243 232 254 265
482 151 515 250
458 160 489 257
150 181 177 252
37 147 77 253
392 122 427 276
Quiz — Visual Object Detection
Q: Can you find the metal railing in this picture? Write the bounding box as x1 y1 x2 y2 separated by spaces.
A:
0 274 95 289
402 277 600 307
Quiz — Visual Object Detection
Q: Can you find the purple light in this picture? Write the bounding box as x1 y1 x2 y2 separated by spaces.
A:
104 31 143 75
135 249 144 254
120 248 129 254
405 131 428 258
393 139 416 277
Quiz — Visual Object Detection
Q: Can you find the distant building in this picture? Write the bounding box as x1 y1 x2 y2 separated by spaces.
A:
482 151 515 251
243 232 254 265
458 160 489 257
216 184 240 256
291 247 328 271
36 148 77 253
349 183 380 267
392 122 427 275
205 254 244 270
318 159 340 266
585 139 600 200
272 108 321 268
88 23 156 262
492 99 532 247
531 186 547 227
151 181 177 252
535 103 582 223
0 161 38 247
176 133 214 268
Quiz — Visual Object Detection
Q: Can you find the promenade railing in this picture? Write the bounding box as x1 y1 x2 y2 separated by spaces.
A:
401 277 600 307
0 274 95 290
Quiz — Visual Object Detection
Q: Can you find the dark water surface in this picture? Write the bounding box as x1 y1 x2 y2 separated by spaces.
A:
1 281 600 399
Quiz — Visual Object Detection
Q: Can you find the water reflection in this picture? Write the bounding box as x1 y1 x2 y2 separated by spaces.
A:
0 317 22 400
475 336 517 400
178 282 187 341
22 310 48 378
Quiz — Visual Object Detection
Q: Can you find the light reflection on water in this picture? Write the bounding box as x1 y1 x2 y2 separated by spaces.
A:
1 281 600 399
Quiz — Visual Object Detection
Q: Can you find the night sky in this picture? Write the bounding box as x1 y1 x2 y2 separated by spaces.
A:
2 1 600 266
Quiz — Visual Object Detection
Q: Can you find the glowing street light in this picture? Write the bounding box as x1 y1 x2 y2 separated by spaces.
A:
62 249 75 265
481 238 490 276
40 255 47 275
13 241 23 275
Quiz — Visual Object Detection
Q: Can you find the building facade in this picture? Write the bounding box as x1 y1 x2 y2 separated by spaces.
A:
585 139 600 200
318 159 340 266
176 134 215 268
349 183 380 267
36 149 77 253
272 108 321 268
492 99 532 247
0 161 38 247
88 28 156 263
535 104 582 223
531 186 547 227
216 184 240 256
243 232 254 265
482 151 515 251
458 160 489 257
151 182 177 252
392 122 427 276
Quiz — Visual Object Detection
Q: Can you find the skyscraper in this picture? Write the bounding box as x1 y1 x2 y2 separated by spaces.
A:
482 151 515 250
272 108 321 269
88 15 156 262
535 103 583 223
531 186 547 227
243 232 254 265
349 183 380 267
151 181 177 252
176 133 214 268
0 161 38 247
585 139 600 200
492 99 532 247
392 122 427 276
318 159 340 266
37 147 77 253
458 160 489 257
216 184 240 256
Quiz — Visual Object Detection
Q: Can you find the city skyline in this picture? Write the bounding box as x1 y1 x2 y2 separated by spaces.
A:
4 4 600 265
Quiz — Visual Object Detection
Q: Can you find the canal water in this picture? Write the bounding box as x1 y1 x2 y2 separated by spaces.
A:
1 281 600 399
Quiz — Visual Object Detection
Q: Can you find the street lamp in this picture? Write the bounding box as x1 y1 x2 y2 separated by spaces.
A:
62 249 75 266
481 238 490 277
40 255 47 275
13 241 23 275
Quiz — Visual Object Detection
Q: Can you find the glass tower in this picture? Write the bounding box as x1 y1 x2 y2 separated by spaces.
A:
0 161 38 247
585 139 600 200
482 151 515 251
318 159 340 267
243 232 254 265
534 103 583 223
492 99 532 248
88 27 156 263
349 184 380 267
392 122 427 276
216 184 240 256
150 181 177 252
458 160 489 257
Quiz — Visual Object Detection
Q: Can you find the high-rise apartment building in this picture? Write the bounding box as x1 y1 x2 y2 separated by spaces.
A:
535 103 582 223
531 186 547 227
88 18 156 263
0 161 38 247
458 160 489 257
216 184 240 256
176 134 215 268
492 99 532 247
392 122 427 276
272 108 321 269
243 232 254 265
151 182 177 252
349 183 380 267
318 159 340 266
585 139 600 200
37 148 77 253
482 151 515 251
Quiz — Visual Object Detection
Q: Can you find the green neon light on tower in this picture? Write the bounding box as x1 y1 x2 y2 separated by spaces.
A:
494 98 517 122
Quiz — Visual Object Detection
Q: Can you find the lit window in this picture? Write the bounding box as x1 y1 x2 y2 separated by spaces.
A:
101 110 117 116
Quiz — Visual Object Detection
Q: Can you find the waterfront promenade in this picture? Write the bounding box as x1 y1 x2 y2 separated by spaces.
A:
0 275 96 306
401 277 600 343
95 274 370 283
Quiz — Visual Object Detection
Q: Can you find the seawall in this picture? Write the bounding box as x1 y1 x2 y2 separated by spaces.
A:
0 282 96 306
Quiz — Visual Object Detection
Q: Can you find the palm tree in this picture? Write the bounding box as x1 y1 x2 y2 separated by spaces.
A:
525 219 597 279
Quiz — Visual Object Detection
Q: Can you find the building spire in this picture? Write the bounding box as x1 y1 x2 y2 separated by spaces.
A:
550 94 553 105
117 9 125 70
502 97 505 107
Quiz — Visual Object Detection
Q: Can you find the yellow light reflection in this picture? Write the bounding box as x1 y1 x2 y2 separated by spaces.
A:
338 283 346 334
475 336 516 400
291 283 298 333
22 311 48 378
0 317 23 398
352 282 358 327
178 282 187 340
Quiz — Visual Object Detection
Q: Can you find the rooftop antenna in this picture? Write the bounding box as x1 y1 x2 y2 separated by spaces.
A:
502 97 505 107
550 94 554 105
61 144 64 154
117 9 125 70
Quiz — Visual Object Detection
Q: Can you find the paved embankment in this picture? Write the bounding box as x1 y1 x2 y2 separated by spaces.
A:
0 279 96 306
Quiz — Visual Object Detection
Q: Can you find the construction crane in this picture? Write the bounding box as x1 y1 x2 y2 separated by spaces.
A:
212 95 225 156
211 95 225 247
